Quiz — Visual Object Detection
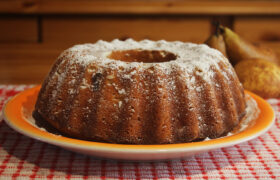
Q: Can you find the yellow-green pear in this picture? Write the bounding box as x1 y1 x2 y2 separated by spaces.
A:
222 27 279 66
205 33 228 58
205 23 228 58
235 58 280 98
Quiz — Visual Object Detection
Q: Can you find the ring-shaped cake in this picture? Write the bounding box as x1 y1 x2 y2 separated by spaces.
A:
34 39 252 144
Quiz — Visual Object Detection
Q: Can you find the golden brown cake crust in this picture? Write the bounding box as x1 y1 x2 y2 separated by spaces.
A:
34 39 247 144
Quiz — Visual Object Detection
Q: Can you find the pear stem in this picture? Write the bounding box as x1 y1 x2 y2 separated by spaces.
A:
219 25 225 34
214 22 220 36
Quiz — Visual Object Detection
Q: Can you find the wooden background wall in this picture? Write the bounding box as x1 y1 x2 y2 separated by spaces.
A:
1 0 280 84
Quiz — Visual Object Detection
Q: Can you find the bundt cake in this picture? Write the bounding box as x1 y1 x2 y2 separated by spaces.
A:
34 39 248 144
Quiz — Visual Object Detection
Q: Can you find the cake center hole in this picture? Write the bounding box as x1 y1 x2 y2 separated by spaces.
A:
108 49 177 63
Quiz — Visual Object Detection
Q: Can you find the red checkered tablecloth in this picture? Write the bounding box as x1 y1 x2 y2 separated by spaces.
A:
0 85 280 179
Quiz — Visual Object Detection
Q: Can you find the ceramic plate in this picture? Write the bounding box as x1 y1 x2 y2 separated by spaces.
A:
3 86 275 160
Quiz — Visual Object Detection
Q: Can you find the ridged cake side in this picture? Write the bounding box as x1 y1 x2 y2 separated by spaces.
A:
34 39 246 144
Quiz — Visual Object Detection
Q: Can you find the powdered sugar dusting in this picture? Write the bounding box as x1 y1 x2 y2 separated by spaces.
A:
58 39 229 84
52 39 237 123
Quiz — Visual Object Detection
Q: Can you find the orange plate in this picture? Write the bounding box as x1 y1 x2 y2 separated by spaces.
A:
3 86 275 160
